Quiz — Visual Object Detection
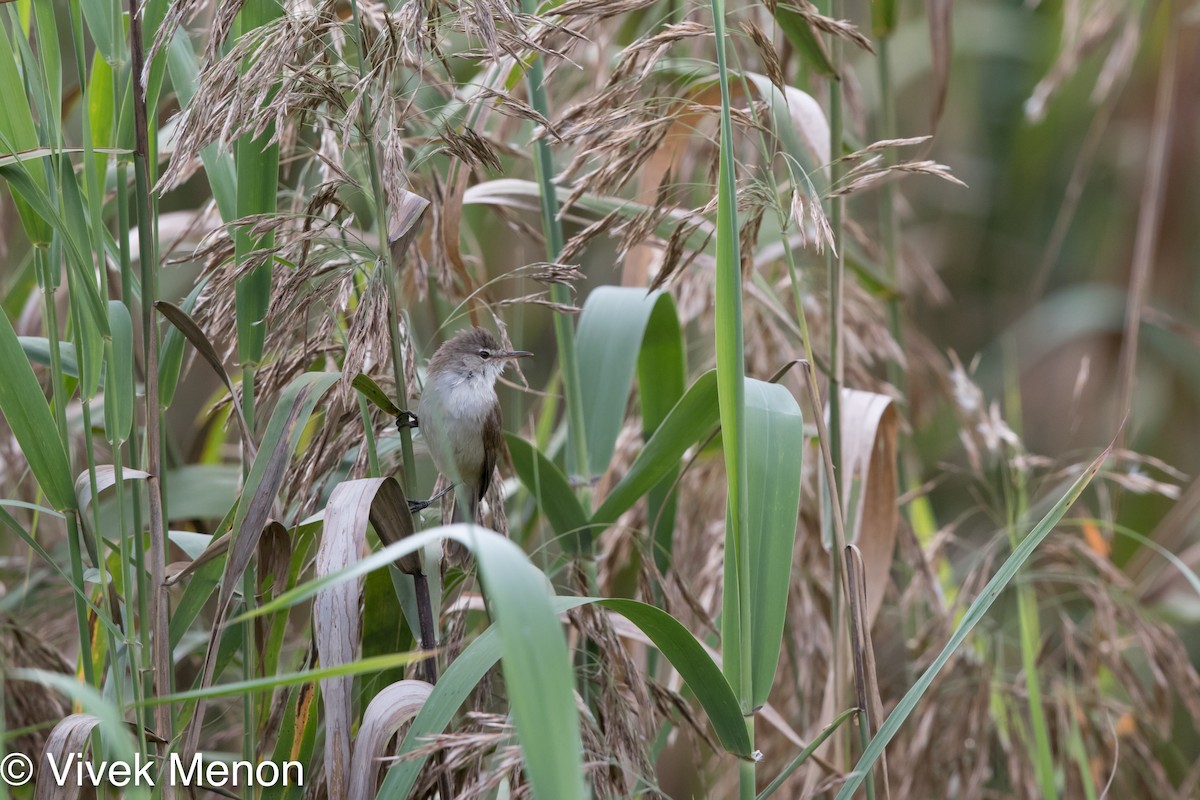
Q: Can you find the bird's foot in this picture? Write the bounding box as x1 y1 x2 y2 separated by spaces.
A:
407 484 454 514
395 410 419 430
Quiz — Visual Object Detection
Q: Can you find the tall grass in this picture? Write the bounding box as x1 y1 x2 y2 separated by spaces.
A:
0 2 1196 799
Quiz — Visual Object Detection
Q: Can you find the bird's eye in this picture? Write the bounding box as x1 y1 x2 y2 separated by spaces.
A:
478 349 491 359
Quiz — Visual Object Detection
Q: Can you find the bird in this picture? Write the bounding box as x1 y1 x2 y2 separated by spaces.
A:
414 327 531 523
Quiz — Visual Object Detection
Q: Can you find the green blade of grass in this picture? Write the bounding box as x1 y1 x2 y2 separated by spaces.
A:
0 13 51 245
28 0 61 143
591 370 720 528
757 707 857 800
507 433 591 552
104 301 134 443
19 336 80 378
85 48 114 193
575 287 683 477
710 0 753 794
142 652 425 705
834 447 1111 800
165 30 236 220
770 1 837 78
350 373 402 417
744 379 804 708
78 0 121 66
382 592 755 798
636 291 688 572
599 597 753 757
0 307 76 511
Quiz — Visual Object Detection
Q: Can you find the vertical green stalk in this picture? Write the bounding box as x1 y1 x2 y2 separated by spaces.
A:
106 406 150 756
35 246 96 688
1003 344 1055 798
820 0 851 769
873 24 938 545
127 0 174 778
76 390 114 693
358 395 381 476
232 0 282 442
115 141 155 720
60 43 114 649
344 0 418 497
513 9 600 717
876 37 902 405
710 0 752 796
343 20 443 788
517 0 591 519
228 0 282 763
1014 568 1054 797
825 0 845 501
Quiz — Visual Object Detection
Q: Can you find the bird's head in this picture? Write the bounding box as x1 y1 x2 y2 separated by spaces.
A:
429 327 532 386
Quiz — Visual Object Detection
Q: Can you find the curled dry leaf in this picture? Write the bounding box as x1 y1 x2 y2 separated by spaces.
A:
387 188 431 269
348 680 434 800
315 477 421 798
74 466 151 519
838 388 899 625
36 714 101 800
803 389 900 795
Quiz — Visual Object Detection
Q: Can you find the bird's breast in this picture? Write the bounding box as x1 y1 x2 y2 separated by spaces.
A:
418 375 496 480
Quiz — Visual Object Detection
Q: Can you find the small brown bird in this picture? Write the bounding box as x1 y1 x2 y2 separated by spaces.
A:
416 327 531 522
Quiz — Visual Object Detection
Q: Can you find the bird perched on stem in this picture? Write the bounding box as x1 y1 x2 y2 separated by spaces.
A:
414 327 531 522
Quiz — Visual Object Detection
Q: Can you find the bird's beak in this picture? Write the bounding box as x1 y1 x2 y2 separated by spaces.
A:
501 350 533 360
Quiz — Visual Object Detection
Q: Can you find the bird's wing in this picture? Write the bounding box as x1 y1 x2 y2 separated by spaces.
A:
478 402 503 504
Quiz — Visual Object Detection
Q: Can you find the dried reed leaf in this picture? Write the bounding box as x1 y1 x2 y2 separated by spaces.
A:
165 531 231 586
256 519 293 607
349 680 434 800
315 481 375 798
837 388 899 625
73 465 151 517
847 544 890 800
181 373 339 765
36 714 101 800
156 300 257 459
